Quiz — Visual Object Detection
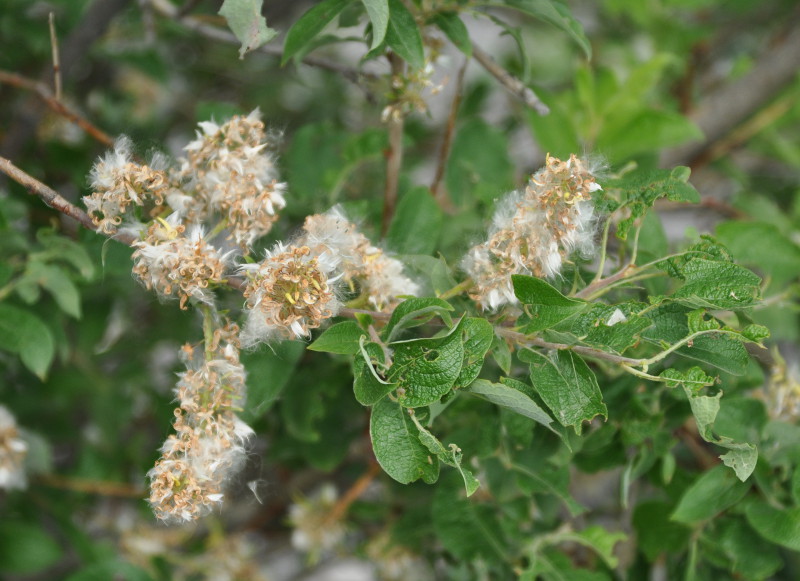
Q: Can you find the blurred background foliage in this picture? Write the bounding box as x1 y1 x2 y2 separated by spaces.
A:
1 0 800 579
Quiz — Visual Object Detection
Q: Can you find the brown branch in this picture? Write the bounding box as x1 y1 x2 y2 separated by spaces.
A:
430 58 467 205
471 43 549 115
0 70 115 147
381 53 406 236
661 20 800 168
0 156 131 242
573 264 637 300
323 461 381 525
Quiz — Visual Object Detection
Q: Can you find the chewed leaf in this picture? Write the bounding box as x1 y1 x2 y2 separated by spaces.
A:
219 0 277 58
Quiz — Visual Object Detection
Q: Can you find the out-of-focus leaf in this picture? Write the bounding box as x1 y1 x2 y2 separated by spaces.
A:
361 0 389 49
672 465 751 524
387 187 443 255
385 0 424 69
0 304 55 379
283 0 353 64
219 0 278 58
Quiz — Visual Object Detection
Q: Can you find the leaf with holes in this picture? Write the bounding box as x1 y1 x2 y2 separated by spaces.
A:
389 320 465 408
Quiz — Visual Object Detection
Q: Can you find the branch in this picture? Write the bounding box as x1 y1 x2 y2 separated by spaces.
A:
471 43 549 115
495 327 644 367
0 70 115 147
661 21 800 168
381 53 406 236
430 58 468 204
0 156 130 242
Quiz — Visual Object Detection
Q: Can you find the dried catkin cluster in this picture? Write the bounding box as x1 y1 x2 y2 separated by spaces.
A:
463 154 602 310
84 112 421 524
240 244 341 344
301 206 419 311
84 110 286 310
148 322 253 523
172 110 287 249
132 218 232 309
84 137 169 234
0 405 28 491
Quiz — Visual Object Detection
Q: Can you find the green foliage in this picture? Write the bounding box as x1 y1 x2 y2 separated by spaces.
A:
3 0 800 579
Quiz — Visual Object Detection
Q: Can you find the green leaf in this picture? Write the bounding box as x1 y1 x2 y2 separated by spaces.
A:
522 349 607 435
241 341 305 421
390 321 465 408
385 0 424 69
552 526 627 569
0 521 63 574
482 0 591 59
513 275 587 332
596 110 702 164
353 341 395 405
606 166 700 240
643 303 749 375
431 12 471 56
361 0 389 50
716 220 800 286
37 230 95 279
308 321 368 354
466 379 558 434
671 465 751 524
0 304 55 380
28 262 81 318
564 302 651 354
679 384 758 481
659 367 715 389
283 0 353 64
410 413 479 496
746 502 800 552
671 258 762 310
387 187 443 255
633 501 691 561
219 0 278 59
454 317 493 388
370 396 439 484
715 517 783 581
432 473 506 561
383 297 454 343
445 118 514 206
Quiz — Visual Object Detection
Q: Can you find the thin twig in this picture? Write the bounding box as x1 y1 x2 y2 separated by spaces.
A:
0 70 114 147
430 58 468 203
574 263 637 300
48 12 62 101
0 156 125 240
381 53 405 236
496 327 644 367
471 43 549 115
